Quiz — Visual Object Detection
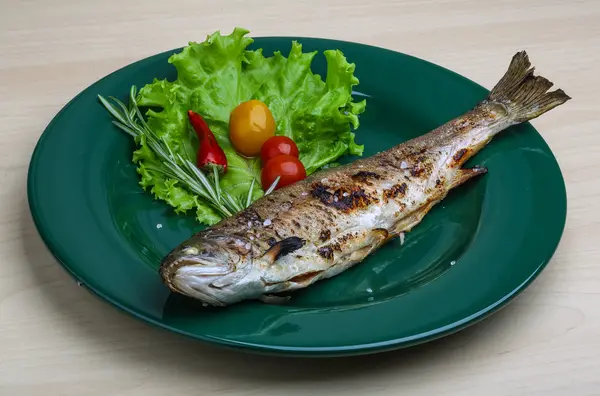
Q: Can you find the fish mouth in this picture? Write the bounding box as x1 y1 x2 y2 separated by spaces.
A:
160 257 234 306
173 267 227 306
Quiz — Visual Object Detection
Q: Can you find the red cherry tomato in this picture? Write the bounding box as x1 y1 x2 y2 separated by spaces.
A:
260 136 299 164
261 155 306 191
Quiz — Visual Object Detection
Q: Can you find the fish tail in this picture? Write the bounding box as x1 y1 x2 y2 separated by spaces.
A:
487 51 571 122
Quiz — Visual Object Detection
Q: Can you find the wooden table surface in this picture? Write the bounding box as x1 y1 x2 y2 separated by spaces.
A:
1 0 599 394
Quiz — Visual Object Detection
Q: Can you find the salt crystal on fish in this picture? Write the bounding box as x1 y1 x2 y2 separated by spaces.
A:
301 192 308 196
342 192 349 197
263 219 272 226
321 178 329 183
401 161 408 169
399 232 405 245
245 243 252 250
334 196 338 202
250 235 254 240
247 221 252 228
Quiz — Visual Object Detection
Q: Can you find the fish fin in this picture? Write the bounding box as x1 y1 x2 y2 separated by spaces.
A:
259 294 291 304
261 236 305 264
488 51 570 122
347 245 374 263
347 228 390 261
371 228 390 241
394 201 436 233
288 270 324 285
450 166 488 189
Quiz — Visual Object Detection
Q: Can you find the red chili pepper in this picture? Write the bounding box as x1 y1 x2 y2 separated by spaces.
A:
187 110 228 174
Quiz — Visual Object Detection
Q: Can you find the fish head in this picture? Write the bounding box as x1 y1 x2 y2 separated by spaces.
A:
159 232 259 306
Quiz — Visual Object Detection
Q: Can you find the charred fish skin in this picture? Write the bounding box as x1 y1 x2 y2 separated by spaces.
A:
160 51 570 306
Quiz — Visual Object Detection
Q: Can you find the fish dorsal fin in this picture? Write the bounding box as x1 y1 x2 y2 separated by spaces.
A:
262 237 306 265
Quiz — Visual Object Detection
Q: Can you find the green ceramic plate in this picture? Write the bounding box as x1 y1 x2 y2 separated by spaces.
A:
28 37 566 357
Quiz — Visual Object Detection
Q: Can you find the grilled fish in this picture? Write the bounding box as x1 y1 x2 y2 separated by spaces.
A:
159 51 570 306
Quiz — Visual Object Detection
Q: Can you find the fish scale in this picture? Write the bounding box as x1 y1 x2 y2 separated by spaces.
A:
160 51 570 306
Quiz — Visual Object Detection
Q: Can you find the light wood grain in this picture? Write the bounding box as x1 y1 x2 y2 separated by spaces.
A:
1 0 599 394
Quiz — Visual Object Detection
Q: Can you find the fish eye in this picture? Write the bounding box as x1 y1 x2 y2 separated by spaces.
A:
182 247 199 255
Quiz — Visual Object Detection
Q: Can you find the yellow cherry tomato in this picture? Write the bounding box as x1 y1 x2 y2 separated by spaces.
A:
229 100 276 157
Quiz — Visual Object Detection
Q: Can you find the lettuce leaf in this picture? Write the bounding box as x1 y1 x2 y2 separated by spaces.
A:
134 27 365 225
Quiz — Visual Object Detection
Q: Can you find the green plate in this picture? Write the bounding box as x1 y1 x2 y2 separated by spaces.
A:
27 37 567 357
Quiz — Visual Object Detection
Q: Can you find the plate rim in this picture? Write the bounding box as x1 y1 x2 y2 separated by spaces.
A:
27 35 568 356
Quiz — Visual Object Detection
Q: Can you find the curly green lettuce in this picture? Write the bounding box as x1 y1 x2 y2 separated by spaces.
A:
134 27 366 225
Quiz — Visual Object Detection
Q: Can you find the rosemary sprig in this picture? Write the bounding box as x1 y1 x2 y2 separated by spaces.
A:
98 86 273 220
264 176 280 195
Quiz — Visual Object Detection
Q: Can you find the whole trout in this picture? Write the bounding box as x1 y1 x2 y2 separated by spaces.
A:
160 51 570 306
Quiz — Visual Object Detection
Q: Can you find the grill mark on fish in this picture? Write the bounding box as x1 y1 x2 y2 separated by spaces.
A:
319 229 331 242
317 246 334 260
453 148 467 163
308 202 337 224
352 171 381 182
238 208 262 226
383 183 408 202
337 232 356 244
330 242 342 251
312 183 377 212
410 166 425 177
378 158 403 170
